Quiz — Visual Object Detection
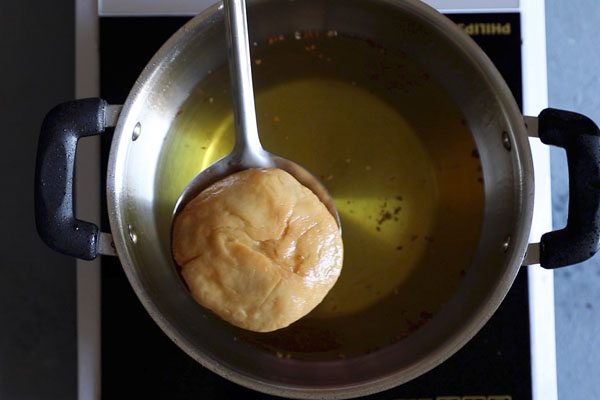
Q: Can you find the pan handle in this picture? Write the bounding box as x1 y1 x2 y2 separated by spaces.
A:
525 108 600 268
35 98 119 260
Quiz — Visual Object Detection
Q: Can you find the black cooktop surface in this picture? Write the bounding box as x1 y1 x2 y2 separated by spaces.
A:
99 13 527 400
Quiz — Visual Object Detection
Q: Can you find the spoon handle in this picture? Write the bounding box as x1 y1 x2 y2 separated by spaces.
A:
223 0 263 156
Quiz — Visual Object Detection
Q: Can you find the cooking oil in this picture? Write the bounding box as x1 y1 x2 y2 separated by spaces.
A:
155 31 483 359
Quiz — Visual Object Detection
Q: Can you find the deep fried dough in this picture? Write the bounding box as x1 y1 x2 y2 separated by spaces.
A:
172 168 343 332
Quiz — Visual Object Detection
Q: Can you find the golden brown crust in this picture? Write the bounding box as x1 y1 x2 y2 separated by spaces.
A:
172 168 343 332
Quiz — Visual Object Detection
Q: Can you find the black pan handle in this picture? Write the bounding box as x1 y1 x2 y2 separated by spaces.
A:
537 108 600 268
35 98 110 260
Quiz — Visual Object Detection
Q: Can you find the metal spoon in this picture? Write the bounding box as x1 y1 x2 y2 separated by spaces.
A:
172 0 341 227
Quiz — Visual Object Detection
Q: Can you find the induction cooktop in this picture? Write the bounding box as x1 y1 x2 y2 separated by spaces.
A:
83 3 555 399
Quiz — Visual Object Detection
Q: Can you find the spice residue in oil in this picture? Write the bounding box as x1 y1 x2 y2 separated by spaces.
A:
155 30 484 361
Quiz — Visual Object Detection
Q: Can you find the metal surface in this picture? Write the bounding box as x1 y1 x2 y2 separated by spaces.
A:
105 104 122 128
224 0 260 152
174 0 341 227
525 115 539 137
97 232 116 256
524 242 541 266
104 0 535 398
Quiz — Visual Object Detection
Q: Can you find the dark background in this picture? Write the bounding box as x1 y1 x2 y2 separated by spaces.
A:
0 0 76 399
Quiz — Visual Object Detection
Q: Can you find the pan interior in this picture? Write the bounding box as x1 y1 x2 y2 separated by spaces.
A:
155 32 484 359
111 0 530 393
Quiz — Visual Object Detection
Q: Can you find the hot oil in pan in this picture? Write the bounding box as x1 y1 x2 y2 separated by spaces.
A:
155 32 484 360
